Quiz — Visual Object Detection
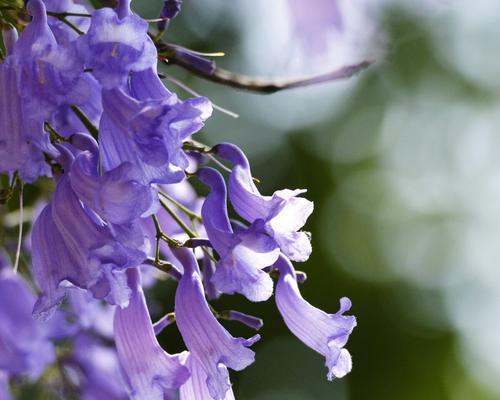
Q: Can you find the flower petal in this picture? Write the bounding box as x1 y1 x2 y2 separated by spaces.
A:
275 255 356 380
114 268 190 399
174 248 259 399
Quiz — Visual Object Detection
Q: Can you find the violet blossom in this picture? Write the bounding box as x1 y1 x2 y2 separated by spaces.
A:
174 247 260 399
214 143 314 262
275 255 356 380
198 167 279 302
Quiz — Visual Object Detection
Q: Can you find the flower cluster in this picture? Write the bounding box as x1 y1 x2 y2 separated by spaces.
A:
0 0 357 398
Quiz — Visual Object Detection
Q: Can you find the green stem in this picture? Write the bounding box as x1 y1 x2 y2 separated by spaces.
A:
70 105 98 141
159 199 197 239
48 14 84 35
159 191 202 222
47 11 91 18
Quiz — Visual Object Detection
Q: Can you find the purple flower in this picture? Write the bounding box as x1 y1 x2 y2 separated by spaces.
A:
31 160 146 320
275 255 356 380
114 268 189 399
71 334 129 400
69 135 158 225
179 354 235 400
99 86 211 184
158 0 183 31
198 167 279 302
0 60 53 182
0 12 59 183
214 143 314 262
78 0 157 88
0 268 55 379
174 247 260 399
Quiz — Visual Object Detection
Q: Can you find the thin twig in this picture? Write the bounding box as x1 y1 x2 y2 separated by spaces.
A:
158 39 372 94
47 13 84 35
13 183 23 274
159 199 197 239
158 191 202 222
162 73 239 118
70 105 98 140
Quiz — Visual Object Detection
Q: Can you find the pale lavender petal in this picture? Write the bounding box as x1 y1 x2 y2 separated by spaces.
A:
100 88 184 184
71 150 158 224
32 176 145 320
114 268 189 399
215 229 279 302
275 256 356 380
174 248 259 400
198 167 235 253
179 354 235 400
215 143 313 262
214 143 274 222
77 0 157 88
199 167 279 301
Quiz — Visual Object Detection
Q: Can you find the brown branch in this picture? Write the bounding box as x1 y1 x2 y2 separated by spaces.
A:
157 41 372 94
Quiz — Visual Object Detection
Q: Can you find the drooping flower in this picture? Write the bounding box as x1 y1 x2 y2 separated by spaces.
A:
179 354 235 400
77 0 157 88
174 247 260 399
0 15 58 182
69 134 157 225
274 255 356 380
0 267 55 379
114 268 189 399
31 146 146 320
198 167 279 302
214 143 314 262
99 86 211 184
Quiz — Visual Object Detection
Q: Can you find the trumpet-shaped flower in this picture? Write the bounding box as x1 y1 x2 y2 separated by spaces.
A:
198 167 279 302
99 87 211 184
114 268 189 399
214 143 313 262
174 248 259 399
275 255 356 380
77 0 157 88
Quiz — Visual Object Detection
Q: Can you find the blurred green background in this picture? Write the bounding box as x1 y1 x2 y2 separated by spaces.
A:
139 1 500 399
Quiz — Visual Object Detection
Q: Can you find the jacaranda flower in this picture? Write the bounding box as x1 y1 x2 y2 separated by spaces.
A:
99 86 211 184
275 255 356 380
69 134 157 225
78 0 157 88
31 146 146 320
114 268 189 399
174 247 260 399
214 143 314 262
199 167 279 302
